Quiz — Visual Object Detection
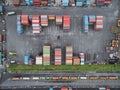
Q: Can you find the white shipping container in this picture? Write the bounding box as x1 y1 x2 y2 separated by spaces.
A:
22 77 30 80
80 76 87 80
32 77 39 80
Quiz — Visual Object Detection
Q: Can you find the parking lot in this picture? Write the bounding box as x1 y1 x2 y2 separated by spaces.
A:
5 0 119 64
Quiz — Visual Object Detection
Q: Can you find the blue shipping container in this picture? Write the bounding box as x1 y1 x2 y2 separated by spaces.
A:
0 5 3 12
49 87 53 90
24 54 30 64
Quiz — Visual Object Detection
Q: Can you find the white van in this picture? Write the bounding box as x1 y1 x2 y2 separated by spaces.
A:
6 11 15 16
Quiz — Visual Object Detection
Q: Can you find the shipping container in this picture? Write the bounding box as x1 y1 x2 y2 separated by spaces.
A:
48 15 55 20
0 5 3 14
80 53 85 65
108 76 118 80
24 54 30 64
73 56 80 65
55 48 62 65
0 52 2 64
41 0 48 6
52 76 59 80
89 76 98 80
22 77 30 80
62 0 69 6
83 15 89 32
32 77 39 80
62 76 69 80
69 0 75 6
49 87 53 90
36 56 42 65
99 76 107 80
63 15 70 30
33 0 40 6
0 34 3 42
43 46 50 65
21 15 30 26
56 15 63 25
66 46 73 65
41 15 48 26
12 76 20 80
76 0 83 6
32 15 41 33
61 87 68 90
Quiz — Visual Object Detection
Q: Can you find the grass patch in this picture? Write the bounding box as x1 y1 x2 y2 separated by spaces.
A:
7 64 120 73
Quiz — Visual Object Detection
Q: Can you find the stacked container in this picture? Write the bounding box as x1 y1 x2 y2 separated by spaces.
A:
62 0 69 6
41 0 48 6
41 15 48 26
0 52 2 64
24 54 30 65
43 46 50 65
48 0 55 6
85 0 91 6
66 46 73 65
32 15 41 33
17 15 23 34
89 15 96 23
79 53 85 65
76 0 83 6
56 15 63 25
94 16 103 30
12 0 20 6
25 0 33 6
69 0 75 6
73 56 80 65
104 0 112 4
63 15 70 30
36 56 42 65
33 0 40 6
48 15 55 20
83 15 89 32
54 48 62 65
21 15 30 26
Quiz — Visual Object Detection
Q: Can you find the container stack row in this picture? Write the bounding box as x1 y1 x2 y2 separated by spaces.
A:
73 56 80 65
41 15 48 26
94 16 103 30
32 15 41 34
83 15 103 32
66 46 73 65
56 15 63 25
36 56 43 65
43 46 50 65
17 15 23 34
54 48 62 65
63 15 70 30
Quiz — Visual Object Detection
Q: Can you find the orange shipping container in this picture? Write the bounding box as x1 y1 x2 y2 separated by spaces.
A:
21 15 30 26
61 87 68 90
